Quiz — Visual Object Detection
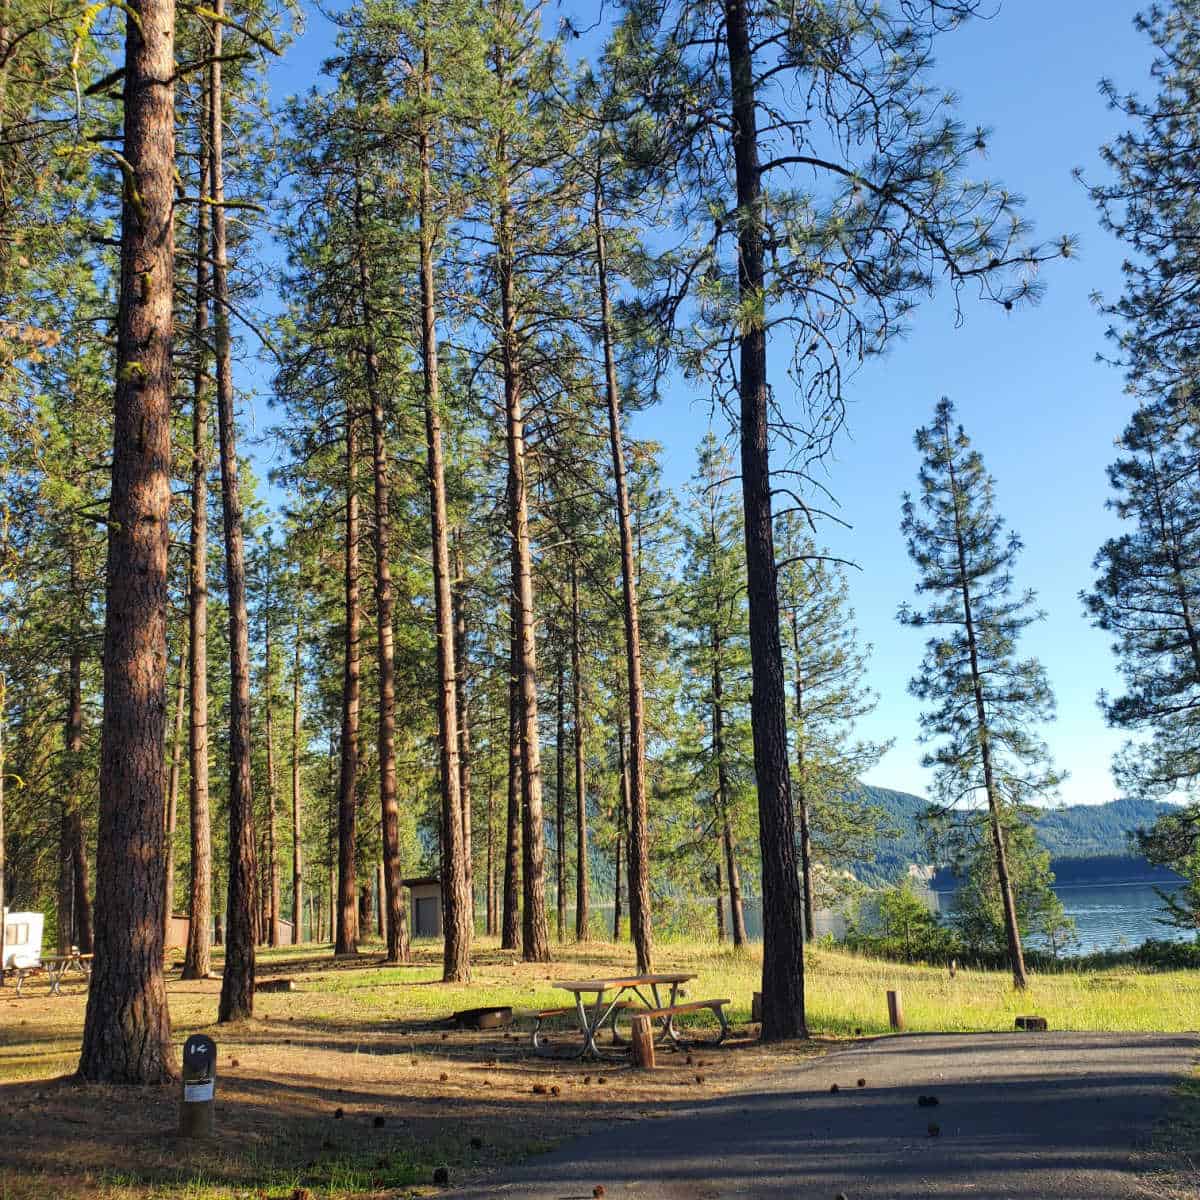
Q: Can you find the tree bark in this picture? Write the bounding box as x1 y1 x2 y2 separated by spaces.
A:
593 169 652 973
789 608 816 942
571 563 589 941
263 544 280 948
715 858 726 942
183 111 212 977
291 611 303 944
162 644 186 944
940 412 1028 990
712 630 747 948
485 768 496 936
78 0 177 1078
723 0 807 1040
212 0 257 1022
501 535 522 951
451 535 472 926
417 60 470 981
453 533 474 929
355 177 407 964
335 401 360 956
555 656 566 941
614 719 631 942
61 643 91 953
495 173 549 964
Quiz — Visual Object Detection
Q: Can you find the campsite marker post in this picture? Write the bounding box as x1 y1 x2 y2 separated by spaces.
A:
180 1034 217 1138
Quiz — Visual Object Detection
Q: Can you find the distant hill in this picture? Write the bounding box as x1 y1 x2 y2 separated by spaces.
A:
847 786 1183 885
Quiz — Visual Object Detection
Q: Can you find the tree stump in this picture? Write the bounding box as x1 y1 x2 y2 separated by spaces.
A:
887 989 904 1031
630 1016 655 1069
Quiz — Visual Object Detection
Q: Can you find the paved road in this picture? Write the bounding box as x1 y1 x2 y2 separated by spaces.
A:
447 1032 1197 1199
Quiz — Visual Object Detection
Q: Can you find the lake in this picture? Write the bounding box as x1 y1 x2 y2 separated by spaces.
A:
702 882 1192 955
585 881 1195 955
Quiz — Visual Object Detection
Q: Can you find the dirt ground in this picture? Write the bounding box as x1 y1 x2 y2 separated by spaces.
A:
0 942 822 1198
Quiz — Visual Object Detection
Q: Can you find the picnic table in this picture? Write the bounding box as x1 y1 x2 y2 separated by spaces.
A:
532 972 729 1057
12 951 93 997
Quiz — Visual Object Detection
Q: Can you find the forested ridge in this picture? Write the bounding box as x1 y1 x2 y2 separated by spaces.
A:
852 788 1185 884
4 0 1200 1081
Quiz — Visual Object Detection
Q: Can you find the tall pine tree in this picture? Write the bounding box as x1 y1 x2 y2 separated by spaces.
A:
899 398 1060 991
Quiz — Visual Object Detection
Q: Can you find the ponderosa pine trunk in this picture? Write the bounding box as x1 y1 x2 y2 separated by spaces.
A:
593 170 652 973
571 564 589 941
355 178 407 964
724 0 807 1040
213 0 257 1023
496 183 549 964
614 718 631 943
183 114 212 978
264 588 280 948
485 770 496 936
453 535 474 930
940 414 1028 990
712 630 747 948
501 592 521 950
60 643 91 953
715 858 726 941
291 612 303 944
375 861 384 938
789 608 816 942
78 0 177 1078
555 657 566 941
335 402 360 956
162 645 186 945
417 63 470 982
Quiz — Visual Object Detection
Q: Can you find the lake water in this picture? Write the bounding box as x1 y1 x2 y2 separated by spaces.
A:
1013 881 1192 955
663 882 1191 955
585 882 1195 955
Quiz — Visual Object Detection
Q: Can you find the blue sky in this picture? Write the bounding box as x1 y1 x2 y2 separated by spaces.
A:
259 1 1158 808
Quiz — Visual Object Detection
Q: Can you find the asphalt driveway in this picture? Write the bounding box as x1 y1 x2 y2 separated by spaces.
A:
445 1031 1198 1199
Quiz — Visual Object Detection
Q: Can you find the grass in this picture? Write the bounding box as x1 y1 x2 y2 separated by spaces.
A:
1142 1067 1200 1199
0 936 1196 1199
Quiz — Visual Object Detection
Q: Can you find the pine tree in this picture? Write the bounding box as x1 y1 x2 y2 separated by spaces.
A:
78 0 178 1083
1086 407 1200 796
678 433 753 947
213 0 258 1020
1085 5 1200 802
617 0 1066 1040
777 517 889 940
1086 1 1200 416
899 398 1060 990
1134 805 1200 932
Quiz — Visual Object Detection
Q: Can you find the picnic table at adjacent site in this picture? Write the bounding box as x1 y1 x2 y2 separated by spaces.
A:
531 972 730 1057
12 950 92 997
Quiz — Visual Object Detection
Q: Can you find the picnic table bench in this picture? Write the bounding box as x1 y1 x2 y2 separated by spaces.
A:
531 973 730 1057
10 951 93 997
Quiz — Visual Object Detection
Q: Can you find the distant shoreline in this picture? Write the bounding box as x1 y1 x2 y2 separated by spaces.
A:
929 854 1185 892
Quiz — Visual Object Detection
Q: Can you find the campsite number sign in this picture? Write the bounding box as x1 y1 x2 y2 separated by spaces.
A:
179 1034 217 1137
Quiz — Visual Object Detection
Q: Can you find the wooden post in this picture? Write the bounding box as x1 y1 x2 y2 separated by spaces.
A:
179 1034 217 1138
887 989 904 1031
630 1015 655 1070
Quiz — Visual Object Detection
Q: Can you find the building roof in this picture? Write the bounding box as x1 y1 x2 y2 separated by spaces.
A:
401 876 440 888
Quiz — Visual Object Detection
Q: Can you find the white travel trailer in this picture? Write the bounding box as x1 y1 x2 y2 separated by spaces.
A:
2 910 45 969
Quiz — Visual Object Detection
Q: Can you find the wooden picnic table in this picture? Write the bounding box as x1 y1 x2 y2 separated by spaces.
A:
13 951 93 997
537 972 696 1057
